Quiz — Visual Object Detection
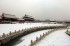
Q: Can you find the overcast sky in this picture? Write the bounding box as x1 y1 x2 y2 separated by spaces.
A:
0 0 70 20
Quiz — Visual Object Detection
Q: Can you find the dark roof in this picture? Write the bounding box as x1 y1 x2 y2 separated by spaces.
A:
23 15 34 19
2 13 17 19
23 14 33 18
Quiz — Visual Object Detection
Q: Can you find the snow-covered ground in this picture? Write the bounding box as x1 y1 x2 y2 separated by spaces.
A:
0 23 65 35
5 29 70 46
0 23 69 46
34 29 70 46
13 29 50 46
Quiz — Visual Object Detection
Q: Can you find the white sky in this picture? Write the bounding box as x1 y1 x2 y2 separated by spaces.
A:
0 0 70 20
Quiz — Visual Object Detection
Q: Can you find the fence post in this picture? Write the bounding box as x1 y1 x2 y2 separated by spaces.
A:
15 30 16 33
36 37 38 42
9 31 12 35
66 25 68 31
2 33 6 37
30 40 34 46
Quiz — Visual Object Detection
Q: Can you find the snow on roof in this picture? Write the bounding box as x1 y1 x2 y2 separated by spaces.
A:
2 13 17 19
23 14 34 19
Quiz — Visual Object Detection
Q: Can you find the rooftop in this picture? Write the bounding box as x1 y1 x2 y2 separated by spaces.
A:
2 13 17 19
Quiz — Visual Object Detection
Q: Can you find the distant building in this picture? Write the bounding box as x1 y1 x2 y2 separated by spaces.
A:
50 20 57 24
23 14 35 22
2 13 18 23
17 18 25 23
0 13 36 23
0 15 2 23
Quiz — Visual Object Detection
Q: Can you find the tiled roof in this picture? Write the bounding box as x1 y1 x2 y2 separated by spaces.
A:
23 15 33 18
2 13 17 19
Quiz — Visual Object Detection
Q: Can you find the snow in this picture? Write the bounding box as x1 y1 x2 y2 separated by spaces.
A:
0 23 69 46
0 23 65 35
34 29 70 46
12 29 50 46
5 29 70 46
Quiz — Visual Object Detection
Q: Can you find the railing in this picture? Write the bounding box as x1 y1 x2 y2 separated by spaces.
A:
0 25 67 45
66 29 70 36
29 29 57 46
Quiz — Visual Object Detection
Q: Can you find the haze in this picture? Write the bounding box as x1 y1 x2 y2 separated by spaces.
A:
0 0 70 20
